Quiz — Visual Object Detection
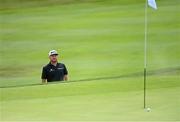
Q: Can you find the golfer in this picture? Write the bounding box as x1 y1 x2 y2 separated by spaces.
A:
41 50 68 84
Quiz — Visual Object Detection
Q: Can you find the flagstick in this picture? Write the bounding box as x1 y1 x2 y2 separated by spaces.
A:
144 0 148 109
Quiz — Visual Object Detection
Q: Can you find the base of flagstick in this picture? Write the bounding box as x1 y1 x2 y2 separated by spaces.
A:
144 68 147 109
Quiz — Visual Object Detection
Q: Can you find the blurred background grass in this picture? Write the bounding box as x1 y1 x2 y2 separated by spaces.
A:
0 0 146 9
0 0 179 87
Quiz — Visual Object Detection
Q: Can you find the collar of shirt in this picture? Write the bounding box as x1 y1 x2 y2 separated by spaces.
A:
48 62 59 68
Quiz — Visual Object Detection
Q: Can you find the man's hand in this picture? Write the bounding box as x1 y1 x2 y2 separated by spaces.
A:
42 79 48 84
64 75 68 81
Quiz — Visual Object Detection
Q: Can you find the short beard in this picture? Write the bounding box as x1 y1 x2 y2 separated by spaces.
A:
51 60 57 63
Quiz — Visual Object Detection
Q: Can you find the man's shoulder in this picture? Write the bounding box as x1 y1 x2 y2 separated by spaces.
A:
57 63 65 67
43 63 51 69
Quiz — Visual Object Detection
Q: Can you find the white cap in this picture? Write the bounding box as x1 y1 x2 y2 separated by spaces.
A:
48 50 58 56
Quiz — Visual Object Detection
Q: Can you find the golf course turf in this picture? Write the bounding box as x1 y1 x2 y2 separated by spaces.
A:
0 0 179 121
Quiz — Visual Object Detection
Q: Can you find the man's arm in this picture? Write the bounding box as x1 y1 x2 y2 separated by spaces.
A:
63 64 68 81
41 67 47 84
64 75 68 81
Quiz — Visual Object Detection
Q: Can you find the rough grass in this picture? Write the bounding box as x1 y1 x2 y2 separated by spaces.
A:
0 0 179 121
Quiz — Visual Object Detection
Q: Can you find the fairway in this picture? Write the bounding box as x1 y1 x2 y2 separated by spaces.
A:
0 0 180 121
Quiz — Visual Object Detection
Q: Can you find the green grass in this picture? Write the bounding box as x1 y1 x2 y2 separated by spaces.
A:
0 0 180 121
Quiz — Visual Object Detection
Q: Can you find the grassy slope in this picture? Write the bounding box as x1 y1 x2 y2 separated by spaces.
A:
0 0 180 121
1 77 180 121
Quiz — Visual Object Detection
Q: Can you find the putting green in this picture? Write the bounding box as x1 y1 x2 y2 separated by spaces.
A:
0 0 179 121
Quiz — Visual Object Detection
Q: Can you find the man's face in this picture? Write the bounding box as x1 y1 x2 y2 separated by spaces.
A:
49 54 58 63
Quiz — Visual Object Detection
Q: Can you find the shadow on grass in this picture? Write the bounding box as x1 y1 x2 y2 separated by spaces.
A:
1 66 180 88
